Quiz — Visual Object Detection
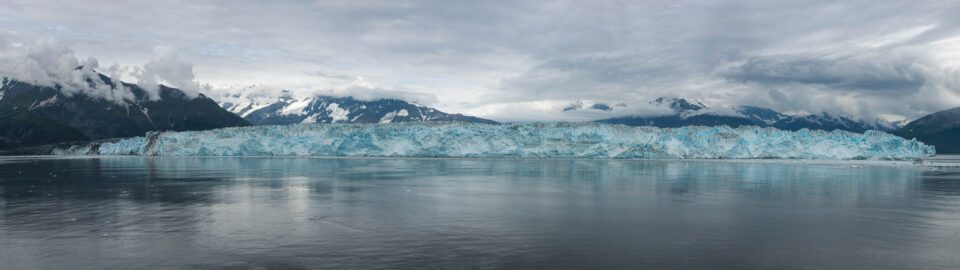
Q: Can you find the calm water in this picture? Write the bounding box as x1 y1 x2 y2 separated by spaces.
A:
0 157 958 269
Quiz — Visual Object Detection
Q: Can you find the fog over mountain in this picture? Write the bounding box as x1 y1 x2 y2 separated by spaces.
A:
1 0 959 123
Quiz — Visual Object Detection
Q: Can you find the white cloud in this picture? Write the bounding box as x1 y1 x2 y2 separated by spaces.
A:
133 46 203 100
1 0 959 121
207 75 438 107
0 39 134 102
0 40 209 103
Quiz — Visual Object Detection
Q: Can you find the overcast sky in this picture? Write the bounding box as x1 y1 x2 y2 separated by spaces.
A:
1 0 959 121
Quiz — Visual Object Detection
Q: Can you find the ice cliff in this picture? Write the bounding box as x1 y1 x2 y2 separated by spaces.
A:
52 122 935 160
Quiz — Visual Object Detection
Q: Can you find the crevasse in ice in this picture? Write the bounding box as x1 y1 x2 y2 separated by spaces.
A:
52 122 935 159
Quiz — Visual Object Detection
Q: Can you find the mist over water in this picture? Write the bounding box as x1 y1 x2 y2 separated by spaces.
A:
1 157 958 269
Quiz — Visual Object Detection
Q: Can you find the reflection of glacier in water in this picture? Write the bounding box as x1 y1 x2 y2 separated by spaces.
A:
0 157 958 269
53 122 935 160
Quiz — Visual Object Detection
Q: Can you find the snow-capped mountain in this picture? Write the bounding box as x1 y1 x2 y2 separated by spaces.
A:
595 97 757 128
651 97 707 116
594 97 899 133
218 93 497 125
732 105 787 126
772 112 900 133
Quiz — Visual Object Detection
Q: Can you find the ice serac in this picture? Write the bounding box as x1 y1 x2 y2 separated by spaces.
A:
53 122 935 160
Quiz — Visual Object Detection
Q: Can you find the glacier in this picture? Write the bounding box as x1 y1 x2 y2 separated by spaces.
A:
51 122 935 159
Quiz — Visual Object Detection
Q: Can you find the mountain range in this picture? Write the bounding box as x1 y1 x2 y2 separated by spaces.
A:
589 97 960 153
219 92 497 125
2 76 958 154
592 97 902 133
0 76 248 149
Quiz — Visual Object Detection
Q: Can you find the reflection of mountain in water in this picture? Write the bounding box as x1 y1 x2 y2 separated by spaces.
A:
1 157 957 269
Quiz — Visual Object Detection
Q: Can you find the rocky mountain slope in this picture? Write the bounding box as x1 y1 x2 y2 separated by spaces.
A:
897 107 960 154
219 93 497 125
0 76 249 149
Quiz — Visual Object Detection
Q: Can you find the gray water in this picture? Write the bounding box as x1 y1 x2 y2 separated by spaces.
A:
0 157 958 269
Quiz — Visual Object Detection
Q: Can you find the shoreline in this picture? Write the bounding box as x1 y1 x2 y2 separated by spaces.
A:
3 154 957 168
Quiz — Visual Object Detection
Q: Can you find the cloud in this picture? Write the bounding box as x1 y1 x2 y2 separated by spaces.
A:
302 70 355 80
485 53 692 102
208 75 439 107
2 0 960 121
0 39 134 102
0 40 210 103
133 46 204 100
0 39 83 87
714 43 960 120
465 0 960 121
322 76 438 104
721 53 926 92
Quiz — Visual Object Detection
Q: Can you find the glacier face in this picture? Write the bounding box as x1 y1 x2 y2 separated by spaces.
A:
52 122 935 159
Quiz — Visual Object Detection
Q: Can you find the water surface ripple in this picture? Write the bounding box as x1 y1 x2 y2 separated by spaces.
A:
1 157 958 269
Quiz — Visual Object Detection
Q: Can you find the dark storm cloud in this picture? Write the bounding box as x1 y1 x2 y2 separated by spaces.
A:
722 53 926 92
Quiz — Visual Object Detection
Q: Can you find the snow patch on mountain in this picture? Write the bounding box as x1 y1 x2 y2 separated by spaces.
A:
217 87 289 118
1 78 11 101
379 109 409 123
215 92 496 125
651 97 707 117
326 103 349 123
29 95 58 110
281 98 312 115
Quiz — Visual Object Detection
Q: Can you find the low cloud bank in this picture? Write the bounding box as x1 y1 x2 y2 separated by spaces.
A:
0 40 204 103
209 75 439 108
